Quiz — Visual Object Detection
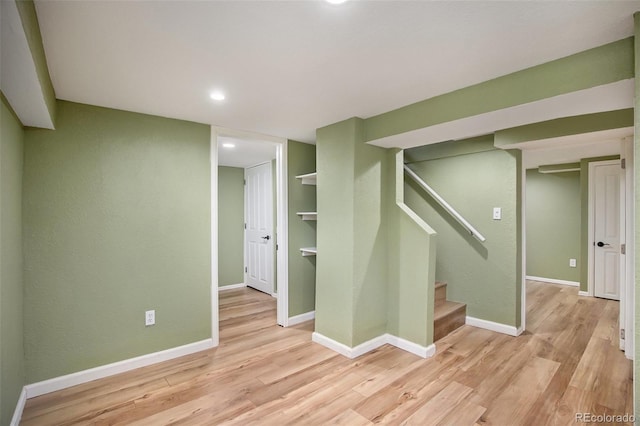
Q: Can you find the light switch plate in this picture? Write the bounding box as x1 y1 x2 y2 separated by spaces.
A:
493 207 501 220
569 259 577 268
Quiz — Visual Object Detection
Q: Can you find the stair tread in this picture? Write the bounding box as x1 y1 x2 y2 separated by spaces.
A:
435 281 447 289
434 300 466 321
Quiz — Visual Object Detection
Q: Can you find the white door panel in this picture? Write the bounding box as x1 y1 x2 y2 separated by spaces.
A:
245 162 274 294
593 161 621 301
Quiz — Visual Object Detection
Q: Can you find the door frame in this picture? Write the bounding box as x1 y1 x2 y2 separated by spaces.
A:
243 161 276 296
585 140 634 359
211 126 289 347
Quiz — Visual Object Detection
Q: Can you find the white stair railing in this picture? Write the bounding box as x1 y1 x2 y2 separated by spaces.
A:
404 165 487 242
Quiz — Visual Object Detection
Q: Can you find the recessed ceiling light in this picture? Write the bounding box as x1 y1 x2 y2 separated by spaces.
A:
326 0 348 3
222 143 235 149
210 91 225 101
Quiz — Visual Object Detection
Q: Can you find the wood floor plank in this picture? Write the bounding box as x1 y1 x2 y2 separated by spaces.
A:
326 408 374 425
20 283 633 425
400 381 473 425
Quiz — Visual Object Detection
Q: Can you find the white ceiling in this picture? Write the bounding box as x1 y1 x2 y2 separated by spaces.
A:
513 127 633 169
34 1 640 143
218 136 277 169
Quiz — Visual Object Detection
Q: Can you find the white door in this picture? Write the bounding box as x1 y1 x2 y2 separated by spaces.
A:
592 160 622 300
245 162 274 295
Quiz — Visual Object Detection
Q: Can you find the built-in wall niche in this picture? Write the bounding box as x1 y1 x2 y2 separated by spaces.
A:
296 172 317 256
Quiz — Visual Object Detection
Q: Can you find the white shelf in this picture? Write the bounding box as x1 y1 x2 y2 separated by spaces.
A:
300 247 317 257
296 211 317 221
295 172 317 186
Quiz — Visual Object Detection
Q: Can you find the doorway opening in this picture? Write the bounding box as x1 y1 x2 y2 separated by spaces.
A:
519 131 633 359
211 127 289 346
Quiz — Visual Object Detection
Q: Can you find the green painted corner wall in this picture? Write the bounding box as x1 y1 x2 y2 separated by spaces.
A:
218 166 244 287
14 0 56 126
526 169 581 282
316 119 357 345
1 95 26 425
387 150 436 347
352 124 389 346
404 146 521 328
316 118 390 346
23 101 212 382
287 140 316 317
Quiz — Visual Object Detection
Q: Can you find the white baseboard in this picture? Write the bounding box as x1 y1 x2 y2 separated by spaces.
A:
10 387 27 426
25 339 215 398
288 310 315 326
351 335 389 358
466 316 520 337
526 276 579 287
312 332 364 358
578 290 591 297
218 283 246 291
312 332 435 359
385 335 436 358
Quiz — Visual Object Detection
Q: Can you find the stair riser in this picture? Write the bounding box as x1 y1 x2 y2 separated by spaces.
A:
435 285 447 307
434 305 466 341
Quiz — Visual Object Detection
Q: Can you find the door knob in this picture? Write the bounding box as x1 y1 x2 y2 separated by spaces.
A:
261 235 270 241
596 241 609 247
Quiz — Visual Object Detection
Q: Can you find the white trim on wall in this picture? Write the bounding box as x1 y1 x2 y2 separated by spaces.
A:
311 332 436 359
526 275 580 287
578 290 590 297
218 283 246 291
210 127 220 347
466 316 521 337
288 310 315 326
24 339 214 399
10 387 27 426
521 156 527 334
623 136 634 359
275 140 289 327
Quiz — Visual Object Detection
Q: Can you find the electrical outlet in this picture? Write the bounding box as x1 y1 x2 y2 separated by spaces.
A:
493 207 501 220
569 258 577 268
145 310 155 326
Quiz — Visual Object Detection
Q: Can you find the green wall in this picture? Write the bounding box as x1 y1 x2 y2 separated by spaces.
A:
218 166 244 287
404 143 522 328
1 96 26 425
316 118 389 347
287 141 316 317
23 101 211 382
526 169 581 282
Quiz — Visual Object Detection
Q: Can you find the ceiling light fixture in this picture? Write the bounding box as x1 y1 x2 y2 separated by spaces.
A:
326 0 348 4
210 91 225 101
222 143 235 149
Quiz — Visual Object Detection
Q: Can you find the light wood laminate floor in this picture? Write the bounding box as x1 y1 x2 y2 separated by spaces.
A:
21 281 633 425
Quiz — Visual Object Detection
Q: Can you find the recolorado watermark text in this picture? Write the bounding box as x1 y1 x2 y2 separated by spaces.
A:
576 413 634 423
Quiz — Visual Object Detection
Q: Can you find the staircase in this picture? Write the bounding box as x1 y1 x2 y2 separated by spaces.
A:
434 281 466 341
